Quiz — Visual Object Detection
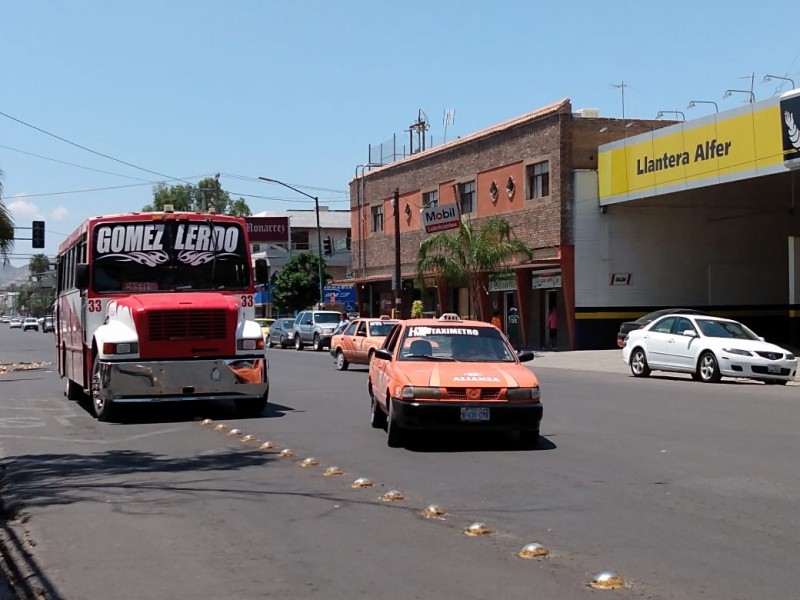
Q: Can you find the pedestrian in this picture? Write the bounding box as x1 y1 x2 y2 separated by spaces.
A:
548 306 558 349
491 310 502 330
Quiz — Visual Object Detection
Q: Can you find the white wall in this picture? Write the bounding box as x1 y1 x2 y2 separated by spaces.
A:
574 170 795 308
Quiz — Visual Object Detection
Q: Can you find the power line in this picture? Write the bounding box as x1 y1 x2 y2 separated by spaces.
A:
5 175 211 198
0 108 193 184
0 143 153 181
222 172 349 195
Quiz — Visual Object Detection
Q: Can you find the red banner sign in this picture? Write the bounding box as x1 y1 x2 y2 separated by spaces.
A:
245 217 290 243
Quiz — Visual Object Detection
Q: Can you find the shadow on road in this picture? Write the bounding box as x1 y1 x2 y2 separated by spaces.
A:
70 398 296 425
404 432 556 454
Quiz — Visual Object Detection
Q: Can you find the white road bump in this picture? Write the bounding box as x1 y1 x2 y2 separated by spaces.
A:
351 477 373 488
518 543 549 558
381 489 405 502
323 466 343 476
227 429 243 436
421 504 447 519
241 435 258 443
259 441 276 451
213 424 228 431
200 419 214 425
464 522 492 536
589 571 625 590
300 457 320 467
279 448 296 457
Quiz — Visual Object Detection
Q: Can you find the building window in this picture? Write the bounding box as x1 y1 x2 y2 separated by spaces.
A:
458 180 475 214
527 161 550 199
371 204 384 232
423 190 439 208
291 230 309 251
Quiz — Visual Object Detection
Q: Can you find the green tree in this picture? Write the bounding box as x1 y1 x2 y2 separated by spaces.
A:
416 216 533 321
270 252 331 315
0 167 14 265
142 177 251 216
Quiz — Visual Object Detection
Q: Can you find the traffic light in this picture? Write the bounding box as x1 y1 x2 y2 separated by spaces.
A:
323 236 333 256
32 221 45 249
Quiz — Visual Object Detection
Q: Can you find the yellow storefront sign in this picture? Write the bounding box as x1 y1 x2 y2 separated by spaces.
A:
599 97 787 204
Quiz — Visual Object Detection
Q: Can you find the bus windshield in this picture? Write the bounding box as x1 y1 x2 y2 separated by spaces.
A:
91 220 251 293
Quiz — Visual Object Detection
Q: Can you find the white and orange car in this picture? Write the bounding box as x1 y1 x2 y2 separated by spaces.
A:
368 314 542 448
330 317 398 370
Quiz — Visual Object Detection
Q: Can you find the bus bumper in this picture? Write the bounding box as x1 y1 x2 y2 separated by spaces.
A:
96 357 268 402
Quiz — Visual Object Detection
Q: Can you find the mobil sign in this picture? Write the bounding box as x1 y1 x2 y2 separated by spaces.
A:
422 203 459 234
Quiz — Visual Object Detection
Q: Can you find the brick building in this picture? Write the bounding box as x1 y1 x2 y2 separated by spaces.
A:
348 98 670 350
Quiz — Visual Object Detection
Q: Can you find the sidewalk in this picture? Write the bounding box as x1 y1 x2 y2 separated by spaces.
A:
529 349 800 386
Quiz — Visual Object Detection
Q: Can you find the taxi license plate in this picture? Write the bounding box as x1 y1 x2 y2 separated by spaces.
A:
767 364 782 374
460 407 490 422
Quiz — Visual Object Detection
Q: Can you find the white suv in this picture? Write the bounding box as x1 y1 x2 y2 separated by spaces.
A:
293 310 343 351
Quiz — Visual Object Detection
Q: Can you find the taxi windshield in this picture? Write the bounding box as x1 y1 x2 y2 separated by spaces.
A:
399 324 516 362
369 321 397 336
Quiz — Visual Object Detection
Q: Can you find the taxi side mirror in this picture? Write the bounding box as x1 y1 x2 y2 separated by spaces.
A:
357 331 367 337
517 350 535 363
373 349 392 361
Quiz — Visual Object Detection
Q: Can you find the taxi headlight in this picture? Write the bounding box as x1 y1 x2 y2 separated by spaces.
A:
401 386 443 399
102 342 139 355
237 338 265 351
506 386 541 402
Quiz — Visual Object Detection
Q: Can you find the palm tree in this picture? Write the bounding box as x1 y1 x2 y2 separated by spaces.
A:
0 167 14 265
416 215 533 321
29 253 50 279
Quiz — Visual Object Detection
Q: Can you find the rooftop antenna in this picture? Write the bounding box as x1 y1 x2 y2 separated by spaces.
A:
443 109 455 143
408 109 429 153
612 81 627 119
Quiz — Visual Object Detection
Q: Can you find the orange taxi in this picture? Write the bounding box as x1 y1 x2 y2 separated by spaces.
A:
368 314 542 448
329 316 398 370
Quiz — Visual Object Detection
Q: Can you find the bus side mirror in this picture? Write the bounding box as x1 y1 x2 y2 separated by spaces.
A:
76 264 89 289
254 259 268 285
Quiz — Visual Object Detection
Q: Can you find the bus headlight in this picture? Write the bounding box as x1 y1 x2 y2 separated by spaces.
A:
102 342 139 355
237 338 264 351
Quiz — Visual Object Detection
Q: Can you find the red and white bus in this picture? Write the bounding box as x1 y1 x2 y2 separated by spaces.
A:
55 208 270 421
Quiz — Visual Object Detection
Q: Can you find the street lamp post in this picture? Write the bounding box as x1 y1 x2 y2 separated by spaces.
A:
258 177 325 308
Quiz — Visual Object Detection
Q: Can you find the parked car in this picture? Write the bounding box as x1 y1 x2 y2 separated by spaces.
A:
9 317 22 329
42 316 55 333
329 317 398 370
254 318 276 339
622 313 797 384
368 314 542 448
266 318 296 348
0 315 9 324
617 308 704 348
293 310 343 351
23 317 39 332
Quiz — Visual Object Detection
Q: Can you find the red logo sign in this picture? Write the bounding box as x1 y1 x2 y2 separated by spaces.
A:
244 217 290 242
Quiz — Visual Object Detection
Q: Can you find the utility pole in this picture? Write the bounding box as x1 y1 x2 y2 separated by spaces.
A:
393 187 401 318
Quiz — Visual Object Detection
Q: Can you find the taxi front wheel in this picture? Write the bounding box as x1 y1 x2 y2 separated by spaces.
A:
386 399 406 448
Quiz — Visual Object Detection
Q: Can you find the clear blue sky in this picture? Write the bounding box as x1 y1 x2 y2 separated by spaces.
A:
1 0 797 266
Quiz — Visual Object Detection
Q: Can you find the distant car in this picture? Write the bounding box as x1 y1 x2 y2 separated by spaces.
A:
293 309 343 351
9 318 22 329
254 318 276 339
329 317 399 370
23 317 39 332
622 313 797 384
0 315 9 324
266 318 296 348
369 314 541 448
42 316 55 333
617 308 704 348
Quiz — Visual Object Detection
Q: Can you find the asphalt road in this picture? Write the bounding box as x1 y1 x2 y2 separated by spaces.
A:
1 327 799 599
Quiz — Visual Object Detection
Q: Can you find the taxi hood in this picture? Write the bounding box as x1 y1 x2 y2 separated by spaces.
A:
398 361 538 388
